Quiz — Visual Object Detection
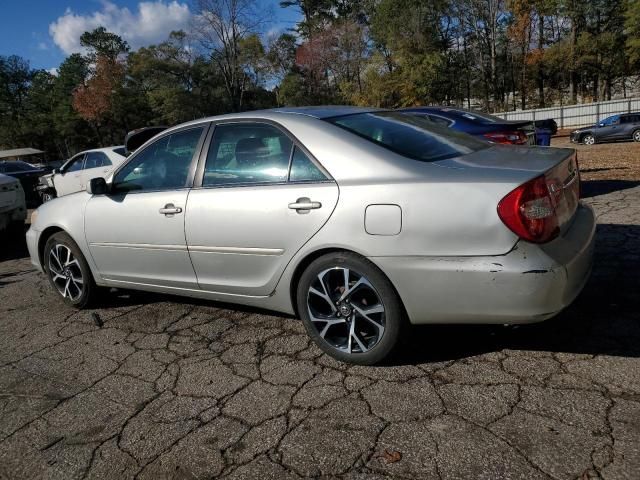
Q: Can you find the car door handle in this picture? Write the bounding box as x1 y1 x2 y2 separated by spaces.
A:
159 203 183 215
289 197 322 213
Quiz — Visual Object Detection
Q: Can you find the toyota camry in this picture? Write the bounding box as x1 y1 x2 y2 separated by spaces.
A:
26 107 595 364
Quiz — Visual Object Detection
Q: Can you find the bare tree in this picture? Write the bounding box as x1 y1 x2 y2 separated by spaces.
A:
192 0 267 111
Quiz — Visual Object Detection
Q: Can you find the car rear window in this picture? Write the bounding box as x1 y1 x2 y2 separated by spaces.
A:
327 111 488 162
0 161 33 173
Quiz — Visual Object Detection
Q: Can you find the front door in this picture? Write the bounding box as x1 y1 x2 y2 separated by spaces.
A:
84 125 208 289
81 151 114 190
55 153 85 196
595 115 621 141
185 122 339 296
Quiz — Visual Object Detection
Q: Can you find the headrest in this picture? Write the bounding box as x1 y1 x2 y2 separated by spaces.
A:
235 137 268 166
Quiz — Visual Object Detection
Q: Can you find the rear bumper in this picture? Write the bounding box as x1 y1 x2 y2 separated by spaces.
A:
370 203 596 325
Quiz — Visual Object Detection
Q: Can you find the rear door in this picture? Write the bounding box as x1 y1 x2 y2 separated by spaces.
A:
185 121 339 296
620 114 640 139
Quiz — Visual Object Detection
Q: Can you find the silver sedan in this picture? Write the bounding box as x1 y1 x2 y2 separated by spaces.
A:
26 107 595 364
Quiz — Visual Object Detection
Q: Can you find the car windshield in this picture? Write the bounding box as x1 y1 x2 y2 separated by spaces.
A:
327 111 488 162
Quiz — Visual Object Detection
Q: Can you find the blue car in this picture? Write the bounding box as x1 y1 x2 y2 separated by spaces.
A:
400 106 537 146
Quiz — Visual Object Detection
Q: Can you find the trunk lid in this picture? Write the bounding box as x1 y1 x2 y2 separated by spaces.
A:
437 145 580 234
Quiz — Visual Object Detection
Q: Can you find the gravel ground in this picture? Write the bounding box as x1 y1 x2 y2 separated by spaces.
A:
551 136 640 182
0 141 639 479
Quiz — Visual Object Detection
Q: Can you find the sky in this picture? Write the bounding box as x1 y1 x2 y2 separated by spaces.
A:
0 0 300 73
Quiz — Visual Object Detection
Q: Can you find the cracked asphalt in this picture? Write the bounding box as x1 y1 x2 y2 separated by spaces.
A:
0 179 639 479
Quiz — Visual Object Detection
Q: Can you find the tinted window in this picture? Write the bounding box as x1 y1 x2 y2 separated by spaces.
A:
328 112 487 162
114 127 204 192
203 123 293 186
112 147 126 157
289 147 327 182
621 115 640 124
66 155 85 172
601 115 620 126
428 115 454 127
84 152 111 169
434 108 505 124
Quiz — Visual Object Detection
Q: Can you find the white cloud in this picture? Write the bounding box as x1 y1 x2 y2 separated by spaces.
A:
49 1 192 55
46 68 59 76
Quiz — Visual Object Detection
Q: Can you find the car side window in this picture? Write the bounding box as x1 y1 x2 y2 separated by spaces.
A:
84 152 111 169
289 146 327 182
113 126 205 192
65 154 85 173
203 123 293 186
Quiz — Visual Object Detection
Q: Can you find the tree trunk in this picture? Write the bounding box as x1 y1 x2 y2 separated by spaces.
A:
569 19 578 104
537 13 545 107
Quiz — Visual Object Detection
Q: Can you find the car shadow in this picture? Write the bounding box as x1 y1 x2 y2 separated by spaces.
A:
580 179 640 198
0 228 30 262
394 223 640 365
97 223 640 365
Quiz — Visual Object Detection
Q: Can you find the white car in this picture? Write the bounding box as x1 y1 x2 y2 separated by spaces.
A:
39 147 126 201
0 173 27 235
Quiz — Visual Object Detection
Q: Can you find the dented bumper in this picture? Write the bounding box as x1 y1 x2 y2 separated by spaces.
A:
370 203 596 325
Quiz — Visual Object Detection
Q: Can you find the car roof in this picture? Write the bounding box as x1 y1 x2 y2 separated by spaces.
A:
83 146 124 154
266 106 382 119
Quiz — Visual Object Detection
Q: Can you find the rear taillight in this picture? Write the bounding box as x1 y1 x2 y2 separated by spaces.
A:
484 131 528 145
497 175 559 243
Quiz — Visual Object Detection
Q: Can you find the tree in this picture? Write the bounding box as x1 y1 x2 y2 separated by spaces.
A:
80 26 130 61
194 0 267 111
626 0 640 67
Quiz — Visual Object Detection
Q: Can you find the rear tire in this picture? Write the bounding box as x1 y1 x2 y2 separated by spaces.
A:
582 133 595 145
633 130 640 143
296 252 405 365
44 232 97 309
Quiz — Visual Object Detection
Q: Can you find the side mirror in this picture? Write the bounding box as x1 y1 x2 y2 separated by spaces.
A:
53 168 60 174
87 177 109 195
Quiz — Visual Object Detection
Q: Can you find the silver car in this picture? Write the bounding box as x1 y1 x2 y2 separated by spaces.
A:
26 107 595 364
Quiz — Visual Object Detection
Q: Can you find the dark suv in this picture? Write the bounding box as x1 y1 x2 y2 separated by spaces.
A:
570 113 640 145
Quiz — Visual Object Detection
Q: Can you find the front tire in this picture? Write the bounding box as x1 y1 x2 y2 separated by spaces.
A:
40 189 56 203
296 252 405 365
582 133 595 145
633 130 640 143
44 232 97 308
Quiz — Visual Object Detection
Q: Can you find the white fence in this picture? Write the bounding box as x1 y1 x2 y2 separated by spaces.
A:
495 97 640 129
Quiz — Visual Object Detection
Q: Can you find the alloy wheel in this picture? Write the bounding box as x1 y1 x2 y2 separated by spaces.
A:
48 243 84 301
307 267 385 354
583 135 595 145
634 131 640 142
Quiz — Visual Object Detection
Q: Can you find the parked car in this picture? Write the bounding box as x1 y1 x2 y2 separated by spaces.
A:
27 107 595 365
0 173 27 236
570 113 640 145
534 118 558 136
38 147 126 202
400 106 537 145
0 160 46 207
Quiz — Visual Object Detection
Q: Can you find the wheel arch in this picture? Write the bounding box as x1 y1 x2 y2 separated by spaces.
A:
288 247 408 320
38 226 65 269
579 131 594 142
